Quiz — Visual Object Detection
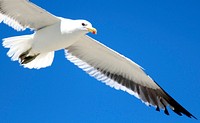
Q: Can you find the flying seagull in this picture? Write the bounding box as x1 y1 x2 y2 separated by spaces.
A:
0 0 196 119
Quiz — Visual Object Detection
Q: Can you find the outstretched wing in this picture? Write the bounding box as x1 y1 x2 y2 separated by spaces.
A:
0 0 60 31
65 35 196 119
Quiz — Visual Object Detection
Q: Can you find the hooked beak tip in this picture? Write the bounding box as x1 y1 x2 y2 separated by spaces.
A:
88 27 97 34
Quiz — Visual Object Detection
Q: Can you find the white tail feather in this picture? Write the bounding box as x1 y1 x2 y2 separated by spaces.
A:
2 35 55 69
23 52 54 69
3 35 33 61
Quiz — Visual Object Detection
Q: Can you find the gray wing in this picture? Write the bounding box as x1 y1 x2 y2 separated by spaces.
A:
0 0 60 31
65 35 196 119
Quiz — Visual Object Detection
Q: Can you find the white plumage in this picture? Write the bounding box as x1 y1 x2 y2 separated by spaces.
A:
0 0 196 119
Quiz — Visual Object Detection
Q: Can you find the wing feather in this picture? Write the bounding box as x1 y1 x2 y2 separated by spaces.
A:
0 0 60 31
65 35 196 119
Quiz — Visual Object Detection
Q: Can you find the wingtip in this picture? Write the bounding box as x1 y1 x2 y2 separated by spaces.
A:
164 107 169 115
170 102 197 120
189 114 197 120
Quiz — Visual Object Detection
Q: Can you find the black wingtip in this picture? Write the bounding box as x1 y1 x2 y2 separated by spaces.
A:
150 80 198 120
191 115 198 120
160 89 197 119
187 113 197 120
156 106 160 112
164 107 169 115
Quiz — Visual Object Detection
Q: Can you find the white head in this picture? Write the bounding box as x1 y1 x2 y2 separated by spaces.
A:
73 20 97 34
60 18 97 35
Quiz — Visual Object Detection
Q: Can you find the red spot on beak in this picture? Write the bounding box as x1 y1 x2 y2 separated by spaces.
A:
88 27 97 34
92 31 96 34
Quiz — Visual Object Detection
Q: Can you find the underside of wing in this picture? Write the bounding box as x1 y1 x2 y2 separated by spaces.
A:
0 0 60 31
65 35 196 119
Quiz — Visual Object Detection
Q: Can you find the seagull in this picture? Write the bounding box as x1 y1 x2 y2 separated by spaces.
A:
0 0 196 119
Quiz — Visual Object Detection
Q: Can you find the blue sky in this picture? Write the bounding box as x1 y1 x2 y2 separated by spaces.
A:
0 0 199 123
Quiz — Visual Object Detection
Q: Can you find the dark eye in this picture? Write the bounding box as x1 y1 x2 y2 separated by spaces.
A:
82 23 87 26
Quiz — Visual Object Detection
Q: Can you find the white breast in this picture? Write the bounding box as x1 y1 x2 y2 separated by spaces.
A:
31 19 84 53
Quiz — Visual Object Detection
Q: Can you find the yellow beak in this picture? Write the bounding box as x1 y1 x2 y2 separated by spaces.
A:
87 27 97 34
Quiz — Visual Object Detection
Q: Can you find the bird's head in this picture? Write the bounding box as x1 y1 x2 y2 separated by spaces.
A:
76 20 97 34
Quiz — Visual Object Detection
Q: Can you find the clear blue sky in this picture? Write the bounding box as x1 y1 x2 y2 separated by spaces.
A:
0 0 199 123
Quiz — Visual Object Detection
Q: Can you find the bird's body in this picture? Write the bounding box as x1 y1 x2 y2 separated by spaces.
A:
0 0 196 119
2 16 96 68
32 18 85 53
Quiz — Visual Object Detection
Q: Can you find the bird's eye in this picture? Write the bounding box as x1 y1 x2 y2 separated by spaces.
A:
82 23 87 26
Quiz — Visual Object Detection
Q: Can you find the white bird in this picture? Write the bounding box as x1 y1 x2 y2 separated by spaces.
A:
0 0 196 119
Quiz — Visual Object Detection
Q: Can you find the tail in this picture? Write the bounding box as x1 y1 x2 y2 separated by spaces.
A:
3 35 54 69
